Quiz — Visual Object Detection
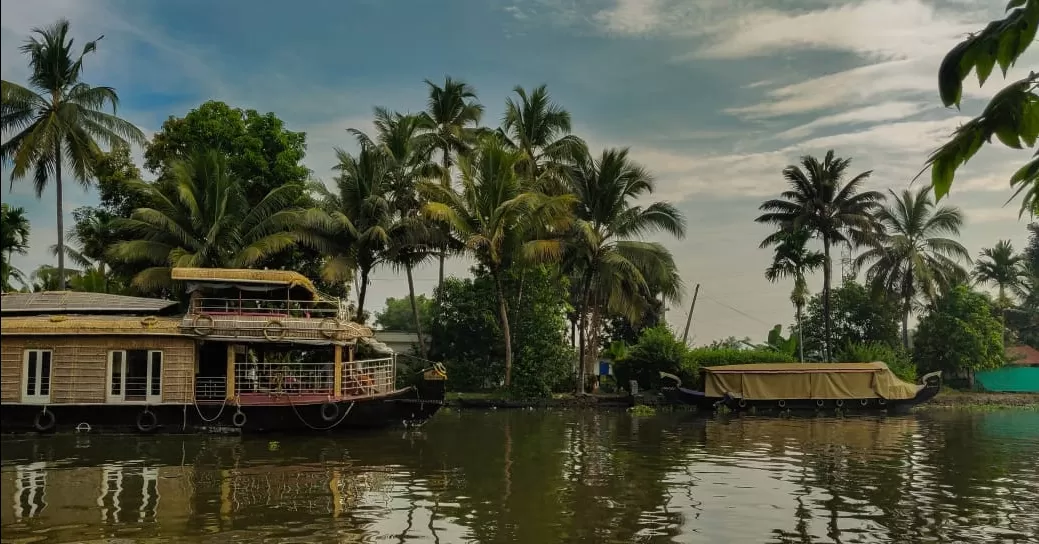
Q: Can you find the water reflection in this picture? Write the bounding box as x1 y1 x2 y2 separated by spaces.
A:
2 410 1037 543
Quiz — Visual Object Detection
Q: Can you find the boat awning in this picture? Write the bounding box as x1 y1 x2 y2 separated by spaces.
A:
702 362 920 400
171 267 321 301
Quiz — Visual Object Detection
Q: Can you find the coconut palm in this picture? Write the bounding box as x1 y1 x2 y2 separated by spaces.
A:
973 240 1029 342
500 84 587 189
764 228 826 362
310 136 392 323
421 137 576 387
1 19 145 289
108 149 307 292
756 150 885 362
1 203 31 291
422 77 485 287
566 147 685 392
852 187 971 350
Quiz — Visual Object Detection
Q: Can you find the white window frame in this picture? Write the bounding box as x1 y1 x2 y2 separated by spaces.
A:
107 350 163 404
21 350 52 404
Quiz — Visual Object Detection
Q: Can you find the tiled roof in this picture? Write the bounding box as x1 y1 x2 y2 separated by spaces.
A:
1007 345 1039 366
0 291 179 315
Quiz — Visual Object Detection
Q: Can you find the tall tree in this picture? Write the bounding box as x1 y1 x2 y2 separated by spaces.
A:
764 228 825 362
310 135 392 323
565 147 685 393
925 1 1038 217
422 77 485 287
421 137 575 387
1 19 145 289
852 187 971 349
973 239 1028 341
1 203 31 291
500 85 587 189
756 150 885 362
108 150 308 291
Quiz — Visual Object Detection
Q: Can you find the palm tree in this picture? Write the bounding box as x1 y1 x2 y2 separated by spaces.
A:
500 85 587 189
310 136 392 323
1 203 31 291
974 239 1028 341
421 137 576 387
764 228 826 362
852 187 971 349
108 149 307 292
565 147 685 392
422 77 485 287
756 150 885 362
1 19 145 289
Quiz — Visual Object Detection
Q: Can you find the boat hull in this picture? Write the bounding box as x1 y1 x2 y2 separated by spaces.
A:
0 381 446 434
661 387 723 410
716 384 941 414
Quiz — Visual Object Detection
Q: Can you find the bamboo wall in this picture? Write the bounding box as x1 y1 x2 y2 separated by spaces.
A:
0 336 197 404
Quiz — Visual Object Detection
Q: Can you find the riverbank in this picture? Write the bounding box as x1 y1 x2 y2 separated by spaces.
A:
445 390 1039 410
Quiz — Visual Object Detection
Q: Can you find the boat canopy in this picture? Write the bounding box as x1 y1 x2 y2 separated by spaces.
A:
702 362 921 400
171 267 321 301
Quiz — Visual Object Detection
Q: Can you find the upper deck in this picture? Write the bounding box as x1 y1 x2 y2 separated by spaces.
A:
173 267 372 344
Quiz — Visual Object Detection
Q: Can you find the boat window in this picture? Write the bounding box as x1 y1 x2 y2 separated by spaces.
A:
108 350 163 403
22 350 52 403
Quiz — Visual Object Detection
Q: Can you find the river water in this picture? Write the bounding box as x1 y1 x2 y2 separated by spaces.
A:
2 409 1037 544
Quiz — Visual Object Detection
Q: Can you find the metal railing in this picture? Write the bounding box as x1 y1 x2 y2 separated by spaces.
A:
195 377 227 400
188 297 345 319
342 357 395 398
181 297 372 343
234 360 335 396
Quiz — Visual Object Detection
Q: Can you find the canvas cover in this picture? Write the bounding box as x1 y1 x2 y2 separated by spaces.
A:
703 362 921 400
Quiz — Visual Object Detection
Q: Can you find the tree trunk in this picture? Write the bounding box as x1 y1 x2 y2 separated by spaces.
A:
901 308 910 351
796 303 804 363
355 268 369 324
437 150 451 290
55 141 66 291
577 274 593 394
822 237 832 362
405 264 428 359
586 303 602 393
494 272 513 388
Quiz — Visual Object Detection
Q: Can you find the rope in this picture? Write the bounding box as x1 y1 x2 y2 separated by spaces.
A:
286 396 354 431
194 397 229 423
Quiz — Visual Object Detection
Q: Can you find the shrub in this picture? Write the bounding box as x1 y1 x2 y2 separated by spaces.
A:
688 348 796 367
837 341 917 382
614 326 697 390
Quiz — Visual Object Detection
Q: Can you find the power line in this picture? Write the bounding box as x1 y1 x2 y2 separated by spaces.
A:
697 289 775 328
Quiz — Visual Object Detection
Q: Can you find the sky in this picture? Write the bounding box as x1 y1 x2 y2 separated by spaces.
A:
0 0 1034 345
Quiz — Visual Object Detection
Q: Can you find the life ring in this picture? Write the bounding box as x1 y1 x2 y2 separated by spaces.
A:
860 399 869 406
263 320 286 341
815 399 825 408
320 402 340 422
232 411 247 428
136 410 158 433
193 314 214 336
33 409 56 432
320 317 340 339
737 398 747 408
777 400 787 408
835 399 845 408
140 316 158 328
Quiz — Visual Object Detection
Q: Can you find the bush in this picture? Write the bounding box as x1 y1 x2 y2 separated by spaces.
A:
836 341 917 382
688 348 796 367
614 326 697 390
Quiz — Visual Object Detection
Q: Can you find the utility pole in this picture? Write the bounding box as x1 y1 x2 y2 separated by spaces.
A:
681 283 700 345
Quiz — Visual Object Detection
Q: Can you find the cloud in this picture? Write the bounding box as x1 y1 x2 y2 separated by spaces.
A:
593 0 663 34
775 101 931 139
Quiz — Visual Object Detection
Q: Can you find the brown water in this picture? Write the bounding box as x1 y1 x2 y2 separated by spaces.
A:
2 409 1038 544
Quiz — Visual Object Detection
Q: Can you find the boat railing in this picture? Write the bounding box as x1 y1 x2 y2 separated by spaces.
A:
195 377 227 400
188 297 345 319
234 360 336 396
342 357 395 398
181 297 372 342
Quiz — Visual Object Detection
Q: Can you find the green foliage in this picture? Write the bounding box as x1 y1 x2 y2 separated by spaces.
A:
706 336 753 350
375 295 433 332
614 326 697 390
145 100 309 206
1008 224 1039 347
836 341 917 383
929 1 1038 215
914 286 1007 374
765 325 799 358
627 405 656 416
430 266 572 398
1 203 30 290
687 348 796 367
802 279 902 360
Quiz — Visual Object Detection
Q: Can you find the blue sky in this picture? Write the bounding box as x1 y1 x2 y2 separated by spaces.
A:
1 0 1033 344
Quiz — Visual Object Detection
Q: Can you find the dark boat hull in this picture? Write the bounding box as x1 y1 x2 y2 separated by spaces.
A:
662 387 723 410
1 380 446 434
716 384 941 414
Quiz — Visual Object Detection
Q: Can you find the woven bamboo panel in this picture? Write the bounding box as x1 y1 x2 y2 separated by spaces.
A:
0 336 196 404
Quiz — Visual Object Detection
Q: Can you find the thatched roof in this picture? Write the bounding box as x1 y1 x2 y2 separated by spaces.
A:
0 291 179 316
171 267 319 299
0 314 183 336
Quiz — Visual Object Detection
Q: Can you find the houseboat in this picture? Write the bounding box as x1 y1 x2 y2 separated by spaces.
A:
0 267 446 434
662 362 941 413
